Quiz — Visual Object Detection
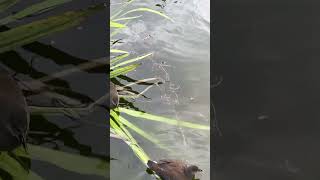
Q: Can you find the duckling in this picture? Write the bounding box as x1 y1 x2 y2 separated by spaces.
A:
0 67 29 151
147 159 202 180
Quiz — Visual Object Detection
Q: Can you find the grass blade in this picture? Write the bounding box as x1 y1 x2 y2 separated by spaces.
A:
112 15 142 21
0 0 73 25
0 152 44 180
119 108 210 130
110 110 150 165
0 4 104 54
119 115 169 150
110 20 126 28
111 53 152 70
110 63 139 78
120 7 173 22
28 144 108 178
110 49 129 54
110 53 129 65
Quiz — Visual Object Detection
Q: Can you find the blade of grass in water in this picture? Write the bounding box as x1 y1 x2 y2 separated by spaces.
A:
110 53 129 65
111 49 129 54
120 7 174 22
27 144 108 178
111 64 140 78
0 0 19 12
111 53 153 70
110 20 126 28
112 15 142 22
110 109 150 165
0 0 73 25
119 108 210 130
0 4 104 54
119 115 170 151
110 0 135 20
0 152 43 180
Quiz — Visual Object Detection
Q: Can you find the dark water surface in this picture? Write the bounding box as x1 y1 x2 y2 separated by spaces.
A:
1 1 107 179
111 0 210 179
215 1 320 179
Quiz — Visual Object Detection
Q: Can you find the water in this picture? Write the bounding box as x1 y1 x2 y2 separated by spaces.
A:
214 1 320 179
0 1 107 179
111 0 210 179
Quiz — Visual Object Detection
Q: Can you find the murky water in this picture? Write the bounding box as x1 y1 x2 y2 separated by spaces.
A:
214 1 320 179
0 1 107 179
111 0 210 179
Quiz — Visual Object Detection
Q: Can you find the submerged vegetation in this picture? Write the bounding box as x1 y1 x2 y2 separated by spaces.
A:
110 0 210 178
0 0 107 179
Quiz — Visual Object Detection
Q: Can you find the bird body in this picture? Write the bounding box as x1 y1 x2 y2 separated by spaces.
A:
147 159 202 180
0 68 29 151
110 82 119 109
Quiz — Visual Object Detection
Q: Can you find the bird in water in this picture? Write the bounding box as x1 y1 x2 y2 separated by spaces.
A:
0 67 29 151
147 159 202 180
110 81 119 109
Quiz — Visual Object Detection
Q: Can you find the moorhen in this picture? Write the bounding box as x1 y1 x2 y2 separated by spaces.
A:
110 82 119 109
0 66 29 151
147 159 202 180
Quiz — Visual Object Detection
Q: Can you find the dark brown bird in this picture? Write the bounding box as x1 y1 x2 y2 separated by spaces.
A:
0 67 29 151
147 159 202 180
110 82 119 109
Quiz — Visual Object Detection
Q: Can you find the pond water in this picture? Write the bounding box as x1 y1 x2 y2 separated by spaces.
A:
214 1 320 179
111 0 210 180
0 1 107 179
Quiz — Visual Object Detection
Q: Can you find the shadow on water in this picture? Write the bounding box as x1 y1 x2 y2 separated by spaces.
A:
0 0 107 179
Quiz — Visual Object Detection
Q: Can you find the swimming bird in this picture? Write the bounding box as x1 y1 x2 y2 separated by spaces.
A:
110 82 119 109
147 159 202 180
0 67 29 151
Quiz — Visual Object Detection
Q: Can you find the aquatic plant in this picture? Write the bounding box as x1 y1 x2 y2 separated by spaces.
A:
110 0 209 170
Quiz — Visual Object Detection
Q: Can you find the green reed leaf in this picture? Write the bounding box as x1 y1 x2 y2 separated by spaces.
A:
0 0 73 25
0 4 104 54
27 144 108 178
120 7 174 22
111 53 152 70
110 63 140 78
119 108 210 130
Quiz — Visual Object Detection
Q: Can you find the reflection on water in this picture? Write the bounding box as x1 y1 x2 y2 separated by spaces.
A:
111 0 210 179
0 1 107 179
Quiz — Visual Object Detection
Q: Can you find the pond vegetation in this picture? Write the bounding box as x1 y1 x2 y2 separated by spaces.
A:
110 0 210 179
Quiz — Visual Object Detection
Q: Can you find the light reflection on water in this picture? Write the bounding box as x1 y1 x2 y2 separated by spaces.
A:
111 0 210 179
